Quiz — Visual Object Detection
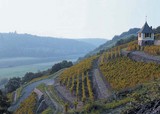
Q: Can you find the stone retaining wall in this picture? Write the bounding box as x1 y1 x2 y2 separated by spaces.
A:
121 50 160 64
154 40 160 45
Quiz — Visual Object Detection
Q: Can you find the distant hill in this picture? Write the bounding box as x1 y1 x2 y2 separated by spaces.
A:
85 28 140 56
0 33 96 58
76 38 107 47
153 26 160 33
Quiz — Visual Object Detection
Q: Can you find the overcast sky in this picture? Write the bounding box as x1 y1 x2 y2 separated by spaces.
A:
0 0 160 39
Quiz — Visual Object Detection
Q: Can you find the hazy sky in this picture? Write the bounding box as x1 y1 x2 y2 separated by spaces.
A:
0 0 160 39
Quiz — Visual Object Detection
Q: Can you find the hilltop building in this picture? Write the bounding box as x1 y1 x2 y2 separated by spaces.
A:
138 22 154 46
138 21 160 46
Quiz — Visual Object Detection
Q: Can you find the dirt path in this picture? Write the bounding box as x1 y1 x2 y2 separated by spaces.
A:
45 87 63 114
92 58 112 99
8 70 64 112
131 51 160 62
121 50 160 64
13 91 17 103
55 85 83 109
8 79 54 112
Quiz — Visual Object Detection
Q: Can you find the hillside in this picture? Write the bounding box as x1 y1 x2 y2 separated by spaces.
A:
4 28 160 114
55 43 160 113
92 26 160 57
77 38 107 47
5 40 160 114
85 28 140 56
0 33 96 58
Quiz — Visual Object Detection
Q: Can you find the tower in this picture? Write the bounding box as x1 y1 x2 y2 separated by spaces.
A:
138 22 154 46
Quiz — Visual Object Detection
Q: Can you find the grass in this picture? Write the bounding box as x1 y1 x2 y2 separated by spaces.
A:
16 86 23 101
0 60 54 79
36 83 46 92
122 48 127 51
12 75 48 104
42 107 54 114
7 84 24 104
27 69 65 86
37 84 64 113
15 69 64 101
28 75 50 84
47 85 65 105
11 69 65 113
7 92 14 103
105 97 132 109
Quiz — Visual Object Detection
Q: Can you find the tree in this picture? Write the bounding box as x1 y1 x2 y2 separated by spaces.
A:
0 78 8 86
22 72 35 83
0 90 10 113
5 77 21 93
51 60 73 74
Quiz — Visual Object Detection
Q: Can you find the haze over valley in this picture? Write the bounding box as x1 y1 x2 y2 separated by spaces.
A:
0 0 160 114
0 32 107 79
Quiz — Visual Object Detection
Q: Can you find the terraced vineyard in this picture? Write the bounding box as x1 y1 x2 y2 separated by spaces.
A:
59 56 97 102
14 92 37 114
99 47 121 64
99 52 160 91
8 40 160 114
127 40 160 56
144 45 160 55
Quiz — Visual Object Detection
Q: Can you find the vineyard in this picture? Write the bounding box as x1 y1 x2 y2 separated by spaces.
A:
14 92 37 114
127 40 160 55
99 40 138 64
143 45 160 55
100 55 160 91
99 46 122 64
59 56 97 102
127 40 140 51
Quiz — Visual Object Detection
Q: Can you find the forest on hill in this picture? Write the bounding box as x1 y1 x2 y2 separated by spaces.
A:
0 33 105 58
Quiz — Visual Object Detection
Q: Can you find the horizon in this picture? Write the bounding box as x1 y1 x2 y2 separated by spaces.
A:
0 0 160 39
0 32 108 40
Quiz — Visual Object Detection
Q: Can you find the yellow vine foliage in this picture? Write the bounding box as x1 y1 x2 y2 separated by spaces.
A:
144 45 160 55
59 56 97 101
127 40 160 55
100 56 160 91
14 92 37 114
127 40 140 51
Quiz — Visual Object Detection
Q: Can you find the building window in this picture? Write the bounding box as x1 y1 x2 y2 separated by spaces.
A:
139 33 141 37
145 33 151 38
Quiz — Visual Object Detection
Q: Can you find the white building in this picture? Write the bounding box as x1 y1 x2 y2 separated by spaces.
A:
138 22 154 46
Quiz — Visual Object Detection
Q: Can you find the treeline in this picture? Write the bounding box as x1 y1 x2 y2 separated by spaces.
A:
5 60 73 93
0 90 10 113
50 60 73 74
0 78 8 87
97 35 137 55
115 35 137 46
